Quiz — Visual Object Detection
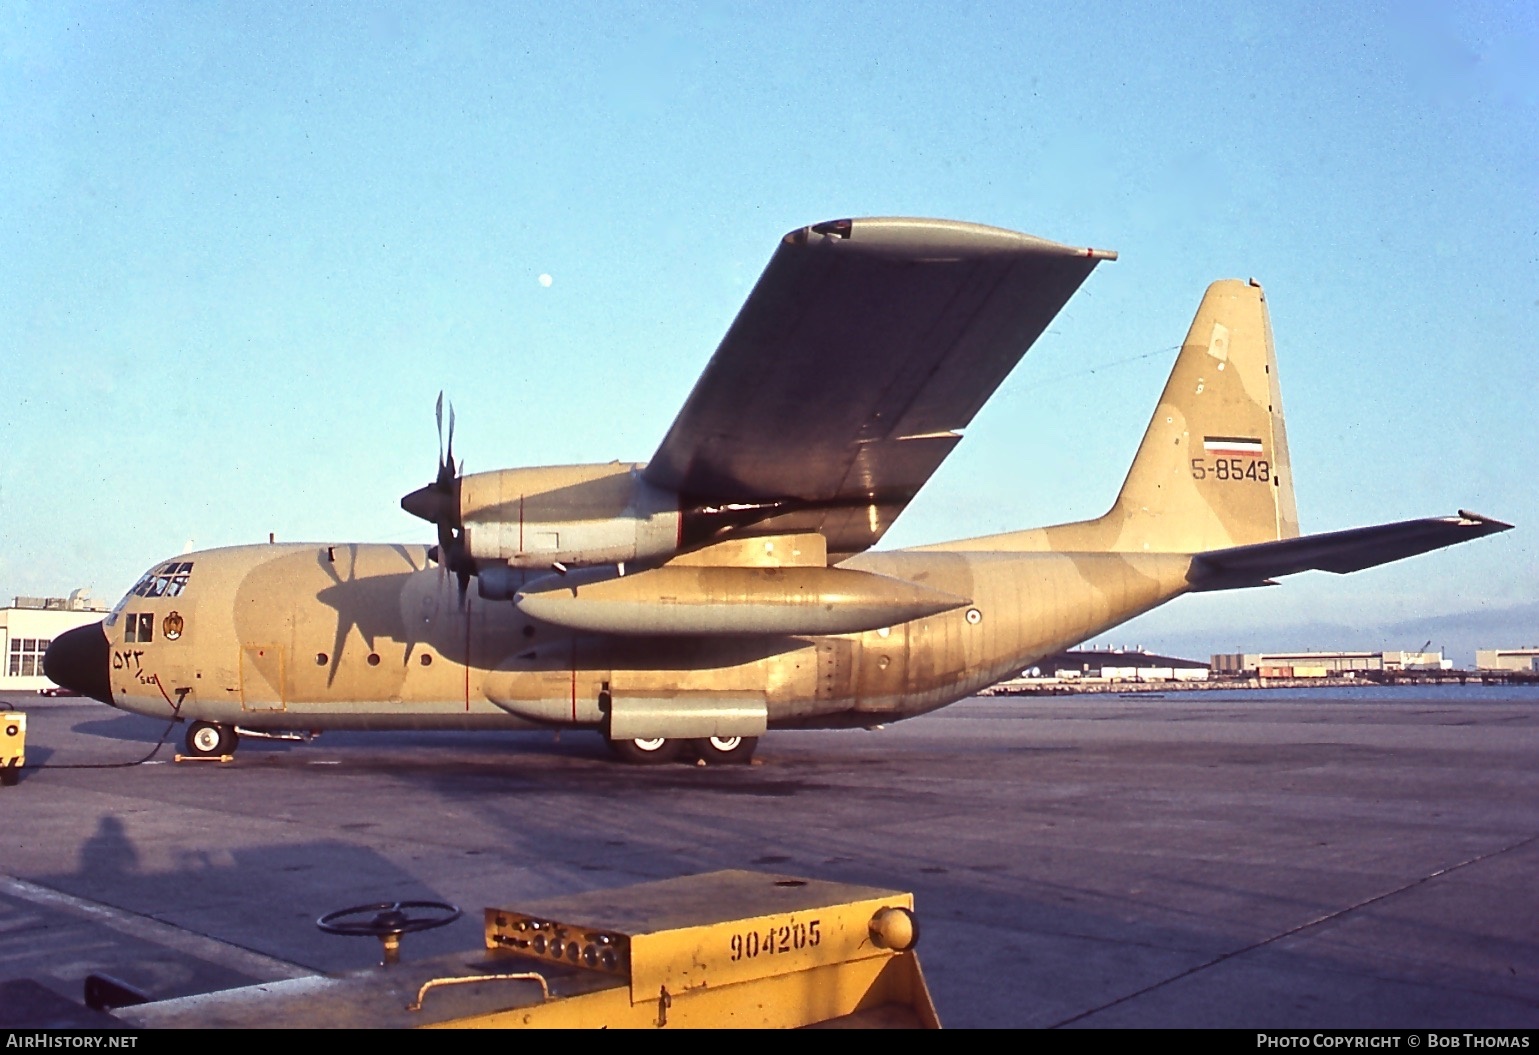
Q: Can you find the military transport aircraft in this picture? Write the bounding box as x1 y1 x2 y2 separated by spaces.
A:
45 218 1509 765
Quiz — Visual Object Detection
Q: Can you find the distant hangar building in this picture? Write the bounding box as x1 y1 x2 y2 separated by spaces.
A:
1210 650 1449 677
1475 648 1539 673
1 592 110 693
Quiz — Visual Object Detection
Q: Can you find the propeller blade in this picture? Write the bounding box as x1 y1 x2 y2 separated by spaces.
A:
411 393 472 608
435 392 445 468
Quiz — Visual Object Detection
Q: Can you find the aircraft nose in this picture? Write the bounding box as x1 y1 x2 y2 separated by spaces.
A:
43 622 114 705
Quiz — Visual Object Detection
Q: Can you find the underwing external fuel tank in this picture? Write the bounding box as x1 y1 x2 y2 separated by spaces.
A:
510 564 970 637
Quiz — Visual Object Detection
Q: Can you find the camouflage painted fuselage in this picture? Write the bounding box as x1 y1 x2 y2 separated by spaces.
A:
96 280 1286 735
99 539 1193 732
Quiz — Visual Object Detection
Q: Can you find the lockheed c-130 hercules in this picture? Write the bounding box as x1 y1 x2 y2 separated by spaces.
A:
46 217 1509 765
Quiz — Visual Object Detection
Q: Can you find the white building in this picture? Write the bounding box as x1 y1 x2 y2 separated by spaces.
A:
1 592 110 693
992 648 1210 690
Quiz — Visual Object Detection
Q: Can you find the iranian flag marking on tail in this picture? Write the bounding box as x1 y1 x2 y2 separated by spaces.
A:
1203 436 1264 458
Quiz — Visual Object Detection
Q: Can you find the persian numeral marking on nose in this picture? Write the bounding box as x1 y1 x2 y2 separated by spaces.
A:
112 650 145 672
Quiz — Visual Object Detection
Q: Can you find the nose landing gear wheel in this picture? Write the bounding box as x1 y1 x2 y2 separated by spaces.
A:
185 721 238 758
606 736 684 764
692 735 758 764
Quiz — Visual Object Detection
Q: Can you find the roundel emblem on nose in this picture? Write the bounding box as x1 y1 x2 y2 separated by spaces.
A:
163 612 184 640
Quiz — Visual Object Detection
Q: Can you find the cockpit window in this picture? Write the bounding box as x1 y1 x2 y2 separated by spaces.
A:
109 561 195 628
131 561 195 600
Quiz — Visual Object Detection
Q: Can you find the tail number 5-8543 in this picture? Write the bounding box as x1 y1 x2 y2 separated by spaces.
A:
1192 458 1270 482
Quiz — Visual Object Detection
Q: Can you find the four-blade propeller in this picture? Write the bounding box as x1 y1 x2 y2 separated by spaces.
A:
401 393 473 605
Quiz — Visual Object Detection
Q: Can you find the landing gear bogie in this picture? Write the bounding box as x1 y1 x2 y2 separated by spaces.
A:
604 734 759 765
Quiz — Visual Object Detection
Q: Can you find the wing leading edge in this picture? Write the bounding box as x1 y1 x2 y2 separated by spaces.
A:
644 217 1115 560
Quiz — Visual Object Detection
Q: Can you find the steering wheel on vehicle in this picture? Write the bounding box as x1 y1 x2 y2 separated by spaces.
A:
317 900 463 965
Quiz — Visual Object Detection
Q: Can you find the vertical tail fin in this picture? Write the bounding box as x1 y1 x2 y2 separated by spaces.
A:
920 278 1301 556
1108 278 1299 551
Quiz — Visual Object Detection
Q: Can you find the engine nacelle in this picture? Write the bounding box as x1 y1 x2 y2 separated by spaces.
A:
459 463 682 569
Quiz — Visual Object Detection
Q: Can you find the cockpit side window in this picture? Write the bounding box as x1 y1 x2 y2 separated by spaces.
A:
125 612 154 643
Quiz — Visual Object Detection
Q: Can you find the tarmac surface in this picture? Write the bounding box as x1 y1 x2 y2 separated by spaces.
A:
3 687 1537 1029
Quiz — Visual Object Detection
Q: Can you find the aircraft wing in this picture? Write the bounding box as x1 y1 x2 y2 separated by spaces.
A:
644 217 1114 559
1187 511 1512 591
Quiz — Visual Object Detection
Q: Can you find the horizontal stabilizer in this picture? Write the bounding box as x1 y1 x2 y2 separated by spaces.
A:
1188 511 1512 591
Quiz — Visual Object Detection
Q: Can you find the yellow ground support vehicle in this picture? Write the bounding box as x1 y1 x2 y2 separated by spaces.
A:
2 712 24 787
118 871 940 1028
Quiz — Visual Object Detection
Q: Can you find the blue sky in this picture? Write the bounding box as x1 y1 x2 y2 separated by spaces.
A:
3 2 1535 658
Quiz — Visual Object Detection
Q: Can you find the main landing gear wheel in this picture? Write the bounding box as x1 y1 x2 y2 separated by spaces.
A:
692 735 758 765
184 721 238 758
607 736 684 765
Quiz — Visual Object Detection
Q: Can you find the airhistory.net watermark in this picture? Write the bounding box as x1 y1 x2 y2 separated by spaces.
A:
5 1037 138 1048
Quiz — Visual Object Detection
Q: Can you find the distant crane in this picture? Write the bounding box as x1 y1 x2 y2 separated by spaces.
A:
1407 639 1435 671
